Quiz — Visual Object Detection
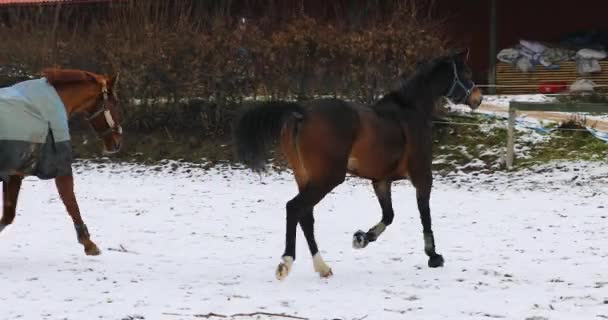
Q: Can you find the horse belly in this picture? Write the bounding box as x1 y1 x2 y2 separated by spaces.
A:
394 156 410 179
348 135 403 180
346 149 395 180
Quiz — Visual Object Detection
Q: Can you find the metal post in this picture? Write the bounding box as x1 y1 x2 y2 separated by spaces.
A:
506 105 516 169
488 0 497 94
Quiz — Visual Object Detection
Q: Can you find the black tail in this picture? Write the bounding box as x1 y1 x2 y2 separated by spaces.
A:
233 101 304 171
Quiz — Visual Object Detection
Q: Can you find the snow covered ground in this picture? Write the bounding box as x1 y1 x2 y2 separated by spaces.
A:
0 161 607 320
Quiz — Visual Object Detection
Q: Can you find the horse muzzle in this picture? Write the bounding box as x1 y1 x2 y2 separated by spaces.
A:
102 134 122 155
466 87 483 110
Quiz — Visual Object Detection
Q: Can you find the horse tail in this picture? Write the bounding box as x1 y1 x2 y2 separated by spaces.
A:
233 101 305 171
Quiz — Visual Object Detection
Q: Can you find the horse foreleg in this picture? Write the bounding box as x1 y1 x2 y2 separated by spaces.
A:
1 175 24 232
353 179 394 249
55 175 100 256
411 172 444 268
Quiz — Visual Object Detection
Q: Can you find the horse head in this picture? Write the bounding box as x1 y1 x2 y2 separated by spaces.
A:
443 48 483 109
42 69 123 154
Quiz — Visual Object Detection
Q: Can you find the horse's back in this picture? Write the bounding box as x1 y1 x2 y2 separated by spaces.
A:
301 98 361 140
279 97 408 182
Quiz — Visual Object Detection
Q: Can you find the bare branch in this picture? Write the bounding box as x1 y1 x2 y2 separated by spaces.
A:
162 312 309 319
107 244 139 255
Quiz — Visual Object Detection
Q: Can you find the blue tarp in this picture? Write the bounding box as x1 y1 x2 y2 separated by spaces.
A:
0 78 73 180
0 78 69 143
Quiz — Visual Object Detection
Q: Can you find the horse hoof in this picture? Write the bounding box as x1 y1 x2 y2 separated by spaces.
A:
276 263 290 280
352 230 369 249
275 256 293 281
428 254 444 268
0 224 6 233
313 254 333 278
318 268 333 278
85 245 101 256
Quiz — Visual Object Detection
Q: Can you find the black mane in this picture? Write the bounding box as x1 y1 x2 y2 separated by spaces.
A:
372 55 451 120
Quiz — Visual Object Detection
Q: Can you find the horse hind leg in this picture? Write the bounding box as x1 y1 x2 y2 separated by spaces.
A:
276 174 345 280
276 115 350 279
55 175 100 256
277 183 331 280
1 176 24 232
300 208 333 278
353 179 394 249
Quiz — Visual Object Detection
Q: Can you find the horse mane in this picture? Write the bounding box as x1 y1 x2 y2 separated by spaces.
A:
41 68 101 86
373 55 450 119
398 55 449 101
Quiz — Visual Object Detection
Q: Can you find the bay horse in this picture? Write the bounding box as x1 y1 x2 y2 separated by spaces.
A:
0 68 122 256
234 49 483 280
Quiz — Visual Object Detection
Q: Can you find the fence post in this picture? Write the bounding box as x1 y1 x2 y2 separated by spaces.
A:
506 105 516 169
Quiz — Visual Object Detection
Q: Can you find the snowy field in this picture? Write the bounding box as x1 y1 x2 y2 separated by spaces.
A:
0 161 607 320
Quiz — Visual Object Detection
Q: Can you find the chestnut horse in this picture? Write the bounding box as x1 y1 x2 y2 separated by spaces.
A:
234 50 483 280
0 69 122 256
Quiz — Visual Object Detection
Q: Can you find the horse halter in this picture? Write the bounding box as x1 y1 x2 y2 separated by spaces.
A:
86 84 122 137
446 61 475 104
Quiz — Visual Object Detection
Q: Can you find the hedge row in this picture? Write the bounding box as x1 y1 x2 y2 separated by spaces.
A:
0 1 447 135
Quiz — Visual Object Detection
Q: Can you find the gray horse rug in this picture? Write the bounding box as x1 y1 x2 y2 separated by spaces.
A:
0 78 73 181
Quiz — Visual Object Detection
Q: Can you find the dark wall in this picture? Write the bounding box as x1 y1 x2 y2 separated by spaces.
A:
434 0 490 83
496 0 608 48
438 0 608 84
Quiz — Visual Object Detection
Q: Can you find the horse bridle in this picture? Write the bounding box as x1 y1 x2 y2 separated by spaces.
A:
446 61 475 103
86 85 122 137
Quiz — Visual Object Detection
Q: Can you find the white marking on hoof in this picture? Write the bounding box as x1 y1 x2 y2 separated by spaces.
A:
275 256 294 281
352 230 368 249
313 253 333 278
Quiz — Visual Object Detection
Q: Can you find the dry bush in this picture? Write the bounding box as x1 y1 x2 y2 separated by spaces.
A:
0 0 448 136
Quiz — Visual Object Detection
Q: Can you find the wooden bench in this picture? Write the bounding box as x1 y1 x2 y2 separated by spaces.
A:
495 61 608 94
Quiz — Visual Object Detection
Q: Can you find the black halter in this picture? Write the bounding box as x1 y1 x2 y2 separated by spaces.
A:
446 61 475 104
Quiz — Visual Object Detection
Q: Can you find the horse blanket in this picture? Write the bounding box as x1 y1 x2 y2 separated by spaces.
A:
0 78 73 181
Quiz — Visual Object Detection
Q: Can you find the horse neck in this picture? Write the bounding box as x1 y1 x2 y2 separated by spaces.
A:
399 62 452 116
410 66 453 114
397 81 444 119
53 83 100 117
